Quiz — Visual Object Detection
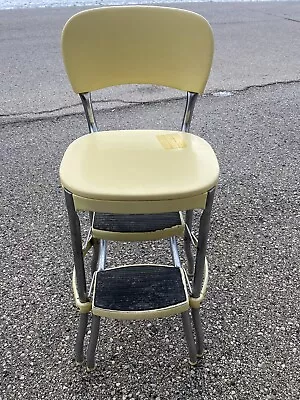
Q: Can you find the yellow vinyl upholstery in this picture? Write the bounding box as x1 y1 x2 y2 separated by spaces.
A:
61 6 214 94
60 130 219 214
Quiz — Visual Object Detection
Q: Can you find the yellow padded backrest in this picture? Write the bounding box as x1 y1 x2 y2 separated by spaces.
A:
61 6 214 94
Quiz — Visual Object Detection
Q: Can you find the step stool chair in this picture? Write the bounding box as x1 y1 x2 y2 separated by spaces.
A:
60 6 219 370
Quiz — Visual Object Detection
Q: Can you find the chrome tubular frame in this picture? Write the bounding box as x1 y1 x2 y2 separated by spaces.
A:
64 189 87 303
181 91 198 133
79 92 99 133
181 92 198 276
65 86 215 367
87 314 101 371
96 239 107 271
75 313 89 364
192 188 215 298
170 236 181 268
181 310 197 365
184 210 195 276
189 188 216 358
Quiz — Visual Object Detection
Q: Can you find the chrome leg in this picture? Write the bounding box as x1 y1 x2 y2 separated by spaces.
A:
181 90 199 276
192 189 215 298
86 315 101 371
181 311 197 365
64 190 90 365
64 190 87 302
74 313 89 364
184 210 195 276
90 239 100 275
190 189 215 357
87 239 106 371
191 308 204 357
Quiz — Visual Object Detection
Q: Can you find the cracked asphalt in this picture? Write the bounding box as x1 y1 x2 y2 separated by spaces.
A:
1 1 300 122
1 2 300 399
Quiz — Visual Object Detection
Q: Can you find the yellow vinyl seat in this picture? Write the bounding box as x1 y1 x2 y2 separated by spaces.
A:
60 6 219 371
60 130 219 213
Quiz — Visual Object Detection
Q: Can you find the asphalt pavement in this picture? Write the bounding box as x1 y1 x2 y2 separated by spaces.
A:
1 1 300 122
0 2 299 400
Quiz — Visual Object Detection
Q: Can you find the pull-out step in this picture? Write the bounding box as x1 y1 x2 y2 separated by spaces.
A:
92 265 189 320
92 212 184 241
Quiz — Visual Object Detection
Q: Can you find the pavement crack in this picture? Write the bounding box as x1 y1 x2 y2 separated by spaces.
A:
228 79 300 94
2 80 299 125
283 17 300 23
269 14 300 23
0 97 172 119
252 9 300 23
0 102 81 118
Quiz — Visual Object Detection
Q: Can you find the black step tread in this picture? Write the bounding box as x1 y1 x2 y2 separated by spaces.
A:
93 266 186 311
93 212 182 233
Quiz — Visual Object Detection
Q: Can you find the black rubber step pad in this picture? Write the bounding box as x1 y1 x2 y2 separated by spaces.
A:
93 212 182 233
93 266 186 311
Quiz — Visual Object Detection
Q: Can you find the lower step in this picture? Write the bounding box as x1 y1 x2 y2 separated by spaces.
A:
92 264 189 320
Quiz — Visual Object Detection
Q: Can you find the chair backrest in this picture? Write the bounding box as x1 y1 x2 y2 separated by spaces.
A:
61 6 214 94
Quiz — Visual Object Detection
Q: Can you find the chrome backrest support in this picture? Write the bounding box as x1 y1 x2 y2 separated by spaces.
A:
80 92 99 133
181 92 199 133
80 90 199 135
